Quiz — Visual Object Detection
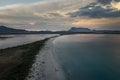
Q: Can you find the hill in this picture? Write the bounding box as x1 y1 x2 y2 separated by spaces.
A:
69 27 92 32
0 26 27 34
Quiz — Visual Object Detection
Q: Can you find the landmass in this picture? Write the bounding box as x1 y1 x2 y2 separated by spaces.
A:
27 38 66 80
0 36 66 80
0 38 49 80
0 26 120 34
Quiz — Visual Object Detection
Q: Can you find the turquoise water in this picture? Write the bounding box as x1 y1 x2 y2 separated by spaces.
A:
53 34 120 80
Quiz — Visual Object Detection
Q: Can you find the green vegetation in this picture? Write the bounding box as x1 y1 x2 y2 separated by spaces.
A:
0 38 49 80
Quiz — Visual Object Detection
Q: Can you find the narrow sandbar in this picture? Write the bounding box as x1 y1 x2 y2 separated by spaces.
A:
27 38 66 80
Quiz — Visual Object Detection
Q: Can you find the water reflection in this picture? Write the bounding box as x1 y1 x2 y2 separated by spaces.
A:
53 34 120 80
0 35 16 40
0 34 56 49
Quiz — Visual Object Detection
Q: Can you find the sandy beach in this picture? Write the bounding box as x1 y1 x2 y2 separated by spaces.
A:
27 38 66 80
0 38 49 80
0 36 66 80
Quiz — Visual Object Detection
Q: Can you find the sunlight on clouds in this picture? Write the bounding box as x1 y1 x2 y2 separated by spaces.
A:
34 11 68 19
71 17 120 28
0 0 93 29
29 21 36 26
71 18 104 27
0 0 119 30
111 2 120 10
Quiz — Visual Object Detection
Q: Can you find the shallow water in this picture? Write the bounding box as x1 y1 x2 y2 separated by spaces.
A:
53 34 120 80
0 34 56 49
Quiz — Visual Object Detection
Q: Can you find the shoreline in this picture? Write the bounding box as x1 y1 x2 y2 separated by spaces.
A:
0 35 66 80
0 38 49 80
27 38 66 80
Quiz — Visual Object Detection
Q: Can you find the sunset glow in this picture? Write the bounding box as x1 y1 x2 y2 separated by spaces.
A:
0 0 119 30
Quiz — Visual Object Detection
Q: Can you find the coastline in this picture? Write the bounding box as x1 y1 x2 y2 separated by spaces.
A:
0 38 49 80
0 36 66 80
27 38 66 80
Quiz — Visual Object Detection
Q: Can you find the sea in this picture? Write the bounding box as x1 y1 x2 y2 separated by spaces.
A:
0 34 120 80
0 34 56 49
53 34 120 80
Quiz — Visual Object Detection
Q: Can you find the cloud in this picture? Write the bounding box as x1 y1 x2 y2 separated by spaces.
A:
97 0 112 4
0 0 93 30
111 1 120 10
71 17 120 28
0 0 119 30
97 0 120 5
69 2 120 18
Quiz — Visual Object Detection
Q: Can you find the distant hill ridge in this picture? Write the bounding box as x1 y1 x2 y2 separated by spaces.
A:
69 27 92 32
0 26 120 34
0 26 27 34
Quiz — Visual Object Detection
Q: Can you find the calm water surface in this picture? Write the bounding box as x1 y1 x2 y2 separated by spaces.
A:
0 34 56 49
53 34 120 80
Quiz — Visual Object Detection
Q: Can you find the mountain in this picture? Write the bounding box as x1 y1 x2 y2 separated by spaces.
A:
0 26 27 34
0 26 120 34
67 27 120 34
69 27 92 32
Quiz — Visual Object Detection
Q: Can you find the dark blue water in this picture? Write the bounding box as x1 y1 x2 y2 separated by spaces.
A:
53 34 120 80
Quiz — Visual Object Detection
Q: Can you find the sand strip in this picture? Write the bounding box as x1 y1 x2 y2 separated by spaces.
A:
27 38 66 80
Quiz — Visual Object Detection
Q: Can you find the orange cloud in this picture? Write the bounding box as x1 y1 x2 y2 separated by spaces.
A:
29 21 36 25
71 17 120 28
111 2 120 10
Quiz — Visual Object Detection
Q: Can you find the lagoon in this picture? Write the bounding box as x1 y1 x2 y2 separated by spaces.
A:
0 34 56 49
53 34 120 80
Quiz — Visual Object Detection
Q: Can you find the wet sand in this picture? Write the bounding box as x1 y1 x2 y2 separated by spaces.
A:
27 38 66 80
0 38 49 80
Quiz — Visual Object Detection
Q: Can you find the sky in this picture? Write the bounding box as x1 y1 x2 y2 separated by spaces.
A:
0 0 120 31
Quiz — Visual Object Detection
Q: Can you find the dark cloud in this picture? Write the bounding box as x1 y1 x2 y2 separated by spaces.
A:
69 3 120 18
115 0 120 2
97 0 120 5
48 13 63 17
97 0 112 4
